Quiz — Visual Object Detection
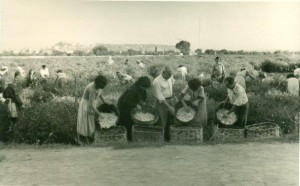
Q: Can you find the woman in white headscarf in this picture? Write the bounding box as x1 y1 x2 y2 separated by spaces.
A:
0 66 9 89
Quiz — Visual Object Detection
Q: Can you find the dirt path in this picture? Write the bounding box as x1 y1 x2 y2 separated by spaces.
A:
0 142 298 186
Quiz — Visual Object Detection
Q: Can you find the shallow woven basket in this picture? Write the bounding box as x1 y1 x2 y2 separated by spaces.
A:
217 127 245 141
170 125 203 143
245 122 280 139
94 126 127 144
215 102 238 127
131 106 159 126
132 125 163 143
174 101 198 126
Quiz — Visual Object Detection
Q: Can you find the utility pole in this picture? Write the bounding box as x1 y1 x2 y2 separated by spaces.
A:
198 18 201 49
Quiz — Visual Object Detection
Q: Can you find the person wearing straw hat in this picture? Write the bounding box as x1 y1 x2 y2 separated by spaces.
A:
153 66 175 141
3 81 23 133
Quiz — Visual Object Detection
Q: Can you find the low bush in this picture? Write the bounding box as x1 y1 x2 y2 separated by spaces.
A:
247 93 298 133
14 100 78 144
261 60 300 73
29 88 53 103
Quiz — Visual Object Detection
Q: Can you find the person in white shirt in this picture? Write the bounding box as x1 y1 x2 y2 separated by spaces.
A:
55 70 68 88
137 60 145 68
153 66 175 141
294 67 300 78
287 74 299 96
16 66 26 78
116 72 133 85
177 65 188 81
40 65 49 79
108 56 114 65
223 76 249 128
234 68 254 90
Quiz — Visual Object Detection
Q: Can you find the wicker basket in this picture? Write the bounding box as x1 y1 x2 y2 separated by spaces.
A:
215 102 238 127
174 101 198 126
217 127 245 141
131 106 159 126
94 126 127 144
245 122 280 139
132 125 163 143
170 125 203 143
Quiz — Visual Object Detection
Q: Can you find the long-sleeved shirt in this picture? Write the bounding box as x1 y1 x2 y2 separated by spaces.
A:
153 74 175 102
227 83 248 106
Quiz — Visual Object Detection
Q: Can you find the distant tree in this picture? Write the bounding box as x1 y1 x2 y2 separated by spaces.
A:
73 50 86 56
274 50 281 54
164 50 178 56
175 40 190 55
92 45 108 56
237 50 245 55
195 49 202 56
6 50 16 56
205 49 215 55
52 50 66 56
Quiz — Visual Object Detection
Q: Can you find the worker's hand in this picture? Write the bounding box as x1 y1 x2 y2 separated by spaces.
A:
88 107 95 115
223 111 230 118
136 104 142 110
169 107 175 115
183 105 191 112
222 101 227 108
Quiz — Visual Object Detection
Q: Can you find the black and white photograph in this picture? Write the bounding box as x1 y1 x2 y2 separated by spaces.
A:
0 0 299 185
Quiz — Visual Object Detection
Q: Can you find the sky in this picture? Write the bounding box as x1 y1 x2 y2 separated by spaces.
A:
0 0 300 52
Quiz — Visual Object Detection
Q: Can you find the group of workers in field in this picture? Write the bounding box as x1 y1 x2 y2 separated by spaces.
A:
1 56 299 143
0 65 69 134
77 56 300 144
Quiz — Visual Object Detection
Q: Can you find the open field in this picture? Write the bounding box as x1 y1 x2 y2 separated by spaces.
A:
0 142 298 185
0 54 299 144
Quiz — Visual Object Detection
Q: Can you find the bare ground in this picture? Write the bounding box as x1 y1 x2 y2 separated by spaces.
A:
0 142 298 186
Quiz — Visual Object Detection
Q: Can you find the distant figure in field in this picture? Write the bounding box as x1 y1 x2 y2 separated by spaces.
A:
294 67 300 78
234 68 255 90
14 69 26 91
286 74 299 96
211 57 226 83
54 70 68 89
108 56 114 65
137 60 145 68
177 65 188 81
0 66 9 89
125 59 129 65
40 65 49 81
26 69 37 87
16 66 26 78
116 72 133 85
